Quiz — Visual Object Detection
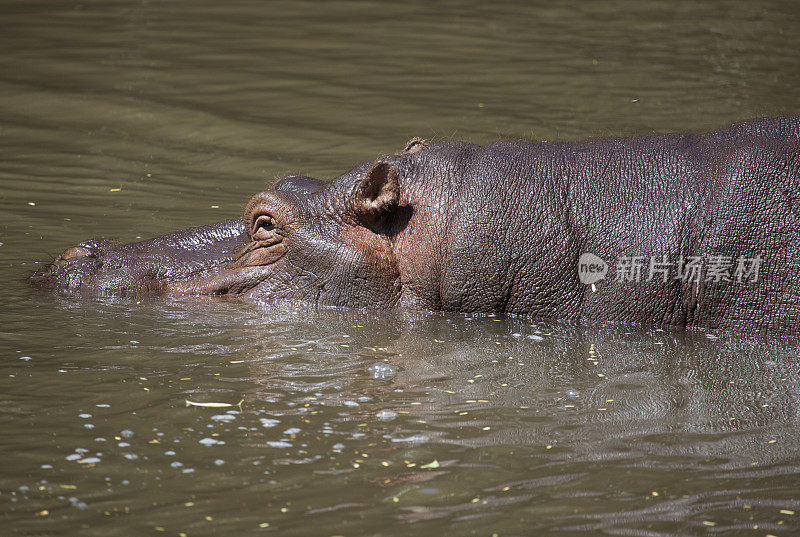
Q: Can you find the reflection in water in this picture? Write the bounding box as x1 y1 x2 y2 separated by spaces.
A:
5 299 797 535
2 0 800 535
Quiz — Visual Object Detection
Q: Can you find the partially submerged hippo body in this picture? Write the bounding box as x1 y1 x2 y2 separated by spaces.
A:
33 116 800 333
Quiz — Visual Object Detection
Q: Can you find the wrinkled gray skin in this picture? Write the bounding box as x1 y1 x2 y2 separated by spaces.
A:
32 117 800 333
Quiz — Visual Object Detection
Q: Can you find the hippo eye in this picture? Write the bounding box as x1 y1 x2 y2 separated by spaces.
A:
252 214 277 241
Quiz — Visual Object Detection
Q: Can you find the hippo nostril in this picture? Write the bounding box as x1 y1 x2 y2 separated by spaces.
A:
54 245 96 268
62 246 94 260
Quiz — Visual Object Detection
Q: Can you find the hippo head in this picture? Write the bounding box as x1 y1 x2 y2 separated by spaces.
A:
31 159 415 308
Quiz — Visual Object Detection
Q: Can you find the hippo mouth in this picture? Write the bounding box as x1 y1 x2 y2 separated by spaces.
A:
165 232 290 295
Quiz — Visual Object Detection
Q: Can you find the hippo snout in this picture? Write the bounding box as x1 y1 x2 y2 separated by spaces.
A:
30 218 251 298
31 241 106 293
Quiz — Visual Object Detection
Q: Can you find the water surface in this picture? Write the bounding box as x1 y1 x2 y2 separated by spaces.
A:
2 1 800 535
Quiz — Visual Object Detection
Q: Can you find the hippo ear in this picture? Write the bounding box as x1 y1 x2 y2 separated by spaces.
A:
354 160 400 228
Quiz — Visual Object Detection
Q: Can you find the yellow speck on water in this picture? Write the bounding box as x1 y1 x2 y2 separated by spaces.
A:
149 439 159 444
392 497 399 503
143 387 150 392
597 408 607 411
211 205 219 209
768 439 778 444
258 523 270 528
28 202 36 206
60 484 77 489
780 509 795 515
230 360 244 364
546 445 552 450
477 399 489 403
482 426 491 431
110 188 121 192
184 502 194 507
381 461 389 466
702 521 716 526
445 390 455 394
179 533 187 537
502 486 510 491
37 509 49 516
205 515 213 520
651 491 659 497
154 527 165 532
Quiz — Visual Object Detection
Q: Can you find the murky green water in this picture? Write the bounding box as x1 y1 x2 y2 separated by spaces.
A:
2 1 800 535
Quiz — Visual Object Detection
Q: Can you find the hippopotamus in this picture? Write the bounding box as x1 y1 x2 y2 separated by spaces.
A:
32 116 800 333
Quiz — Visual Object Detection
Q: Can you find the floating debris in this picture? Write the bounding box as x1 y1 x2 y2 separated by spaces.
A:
185 399 243 408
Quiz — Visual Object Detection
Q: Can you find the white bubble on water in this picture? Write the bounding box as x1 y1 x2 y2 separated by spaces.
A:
376 410 398 421
259 418 279 428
